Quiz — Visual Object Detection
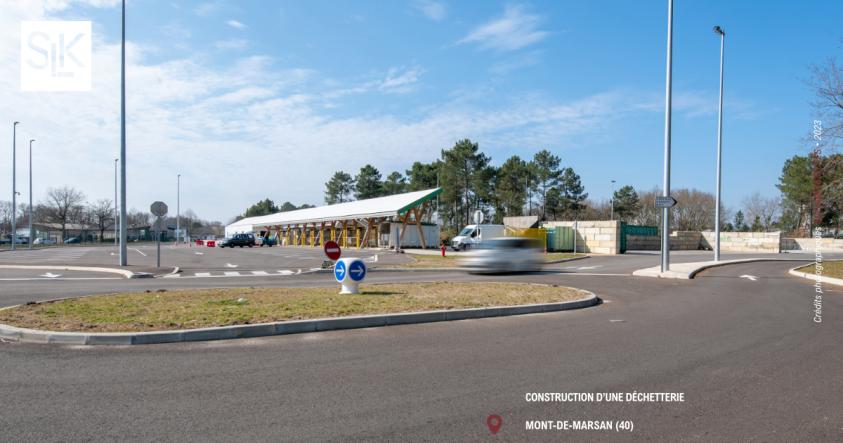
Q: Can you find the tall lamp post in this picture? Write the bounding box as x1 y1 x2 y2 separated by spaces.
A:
118 0 128 265
11 121 19 251
660 0 674 273
114 158 118 246
28 139 34 250
713 25 726 262
610 179 616 220
176 173 180 243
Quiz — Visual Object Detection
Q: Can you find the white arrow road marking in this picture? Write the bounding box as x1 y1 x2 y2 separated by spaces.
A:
740 274 759 281
40 272 62 278
132 248 147 257
225 263 238 268
278 270 295 275
194 252 204 255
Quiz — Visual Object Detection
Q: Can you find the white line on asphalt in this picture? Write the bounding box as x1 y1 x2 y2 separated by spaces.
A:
740 274 759 281
609 319 626 323
225 263 238 268
554 272 630 276
252 271 269 275
195 272 212 277
224 271 241 276
0 277 122 281
132 248 147 257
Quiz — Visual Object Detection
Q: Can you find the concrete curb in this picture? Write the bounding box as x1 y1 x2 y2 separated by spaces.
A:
632 257 816 279
787 265 843 287
0 291 598 346
0 264 146 279
154 267 180 278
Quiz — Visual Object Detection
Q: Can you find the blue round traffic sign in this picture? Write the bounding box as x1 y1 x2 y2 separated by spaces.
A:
348 260 366 282
334 260 347 282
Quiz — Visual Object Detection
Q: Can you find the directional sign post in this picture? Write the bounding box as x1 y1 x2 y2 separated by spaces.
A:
150 201 168 268
655 196 677 209
334 257 366 294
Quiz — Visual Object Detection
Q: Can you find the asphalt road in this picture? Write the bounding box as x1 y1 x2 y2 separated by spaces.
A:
0 258 840 441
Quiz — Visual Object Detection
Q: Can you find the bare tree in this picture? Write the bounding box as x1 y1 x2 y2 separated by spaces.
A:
0 200 11 238
809 58 843 144
742 192 780 231
42 187 86 240
88 199 115 242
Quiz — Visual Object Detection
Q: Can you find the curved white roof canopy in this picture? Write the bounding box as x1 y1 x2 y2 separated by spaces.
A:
227 188 441 229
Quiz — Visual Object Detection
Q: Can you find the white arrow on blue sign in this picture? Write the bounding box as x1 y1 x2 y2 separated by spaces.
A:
348 260 367 282
334 260 347 282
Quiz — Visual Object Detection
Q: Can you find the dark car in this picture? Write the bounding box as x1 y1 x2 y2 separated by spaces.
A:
64 237 81 244
219 233 256 248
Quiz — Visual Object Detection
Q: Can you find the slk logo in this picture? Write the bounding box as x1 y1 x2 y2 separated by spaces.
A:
20 21 92 91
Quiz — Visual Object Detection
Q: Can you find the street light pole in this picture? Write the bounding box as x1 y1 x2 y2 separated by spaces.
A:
660 0 674 273
177 173 180 243
114 158 118 246
28 139 34 250
610 179 616 220
11 121 19 251
713 25 726 262
119 0 128 265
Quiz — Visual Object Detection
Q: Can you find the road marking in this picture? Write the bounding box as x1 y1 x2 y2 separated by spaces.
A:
554 272 630 276
132 248 147 257
225 263 238 268
195 272 212 277
609 319 626 323
740 274 759 281
0 277 121 281
252 270 269 276
40 272 62 278
224 271 241 276
194 252 204 255
577 266 601 270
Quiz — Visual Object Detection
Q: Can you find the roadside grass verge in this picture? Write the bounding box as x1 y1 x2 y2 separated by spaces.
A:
0 282 590 333
392 252 583 268
795 260 843 279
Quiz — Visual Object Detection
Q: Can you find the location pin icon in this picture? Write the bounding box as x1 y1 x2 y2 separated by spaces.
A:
486 414 503 434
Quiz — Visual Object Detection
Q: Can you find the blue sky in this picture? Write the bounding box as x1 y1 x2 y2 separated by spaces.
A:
3 0 842 222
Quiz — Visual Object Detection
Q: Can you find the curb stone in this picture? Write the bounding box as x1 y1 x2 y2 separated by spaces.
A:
632 258 816 280
0 290 598 346
787 265 843 287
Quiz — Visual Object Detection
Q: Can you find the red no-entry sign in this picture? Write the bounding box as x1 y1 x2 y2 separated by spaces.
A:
324 241 342 261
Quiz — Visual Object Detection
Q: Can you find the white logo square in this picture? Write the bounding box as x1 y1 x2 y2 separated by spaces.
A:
21 21 92 92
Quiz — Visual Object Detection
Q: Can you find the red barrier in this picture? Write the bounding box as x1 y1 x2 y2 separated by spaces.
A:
195 239 203 246
206 240 216 247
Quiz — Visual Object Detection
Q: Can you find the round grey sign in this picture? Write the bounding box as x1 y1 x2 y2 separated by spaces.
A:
150 201 168 217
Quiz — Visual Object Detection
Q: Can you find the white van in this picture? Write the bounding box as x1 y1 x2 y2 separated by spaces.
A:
451 224 505 250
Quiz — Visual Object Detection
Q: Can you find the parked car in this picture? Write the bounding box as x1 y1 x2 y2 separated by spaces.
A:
64 237 81 244
459 237 544 274
33 238 57 245
451 224 506 251
219 233 256 248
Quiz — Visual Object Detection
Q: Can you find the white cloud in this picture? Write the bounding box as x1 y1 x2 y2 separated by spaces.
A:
457 5 548 52
413 0 446 21
378 66 423 93
214 38 248 50
194 1 223 16
226 19 246 29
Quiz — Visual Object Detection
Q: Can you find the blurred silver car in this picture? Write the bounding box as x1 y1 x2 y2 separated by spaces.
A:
459 237 544 274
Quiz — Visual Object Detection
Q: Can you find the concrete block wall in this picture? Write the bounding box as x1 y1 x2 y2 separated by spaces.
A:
670 231 703 250
700 231 781 253
543 220 620 254
782 237 843 252
627 235 660 250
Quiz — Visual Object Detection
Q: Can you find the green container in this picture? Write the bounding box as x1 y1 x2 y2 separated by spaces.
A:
546 226 574 251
